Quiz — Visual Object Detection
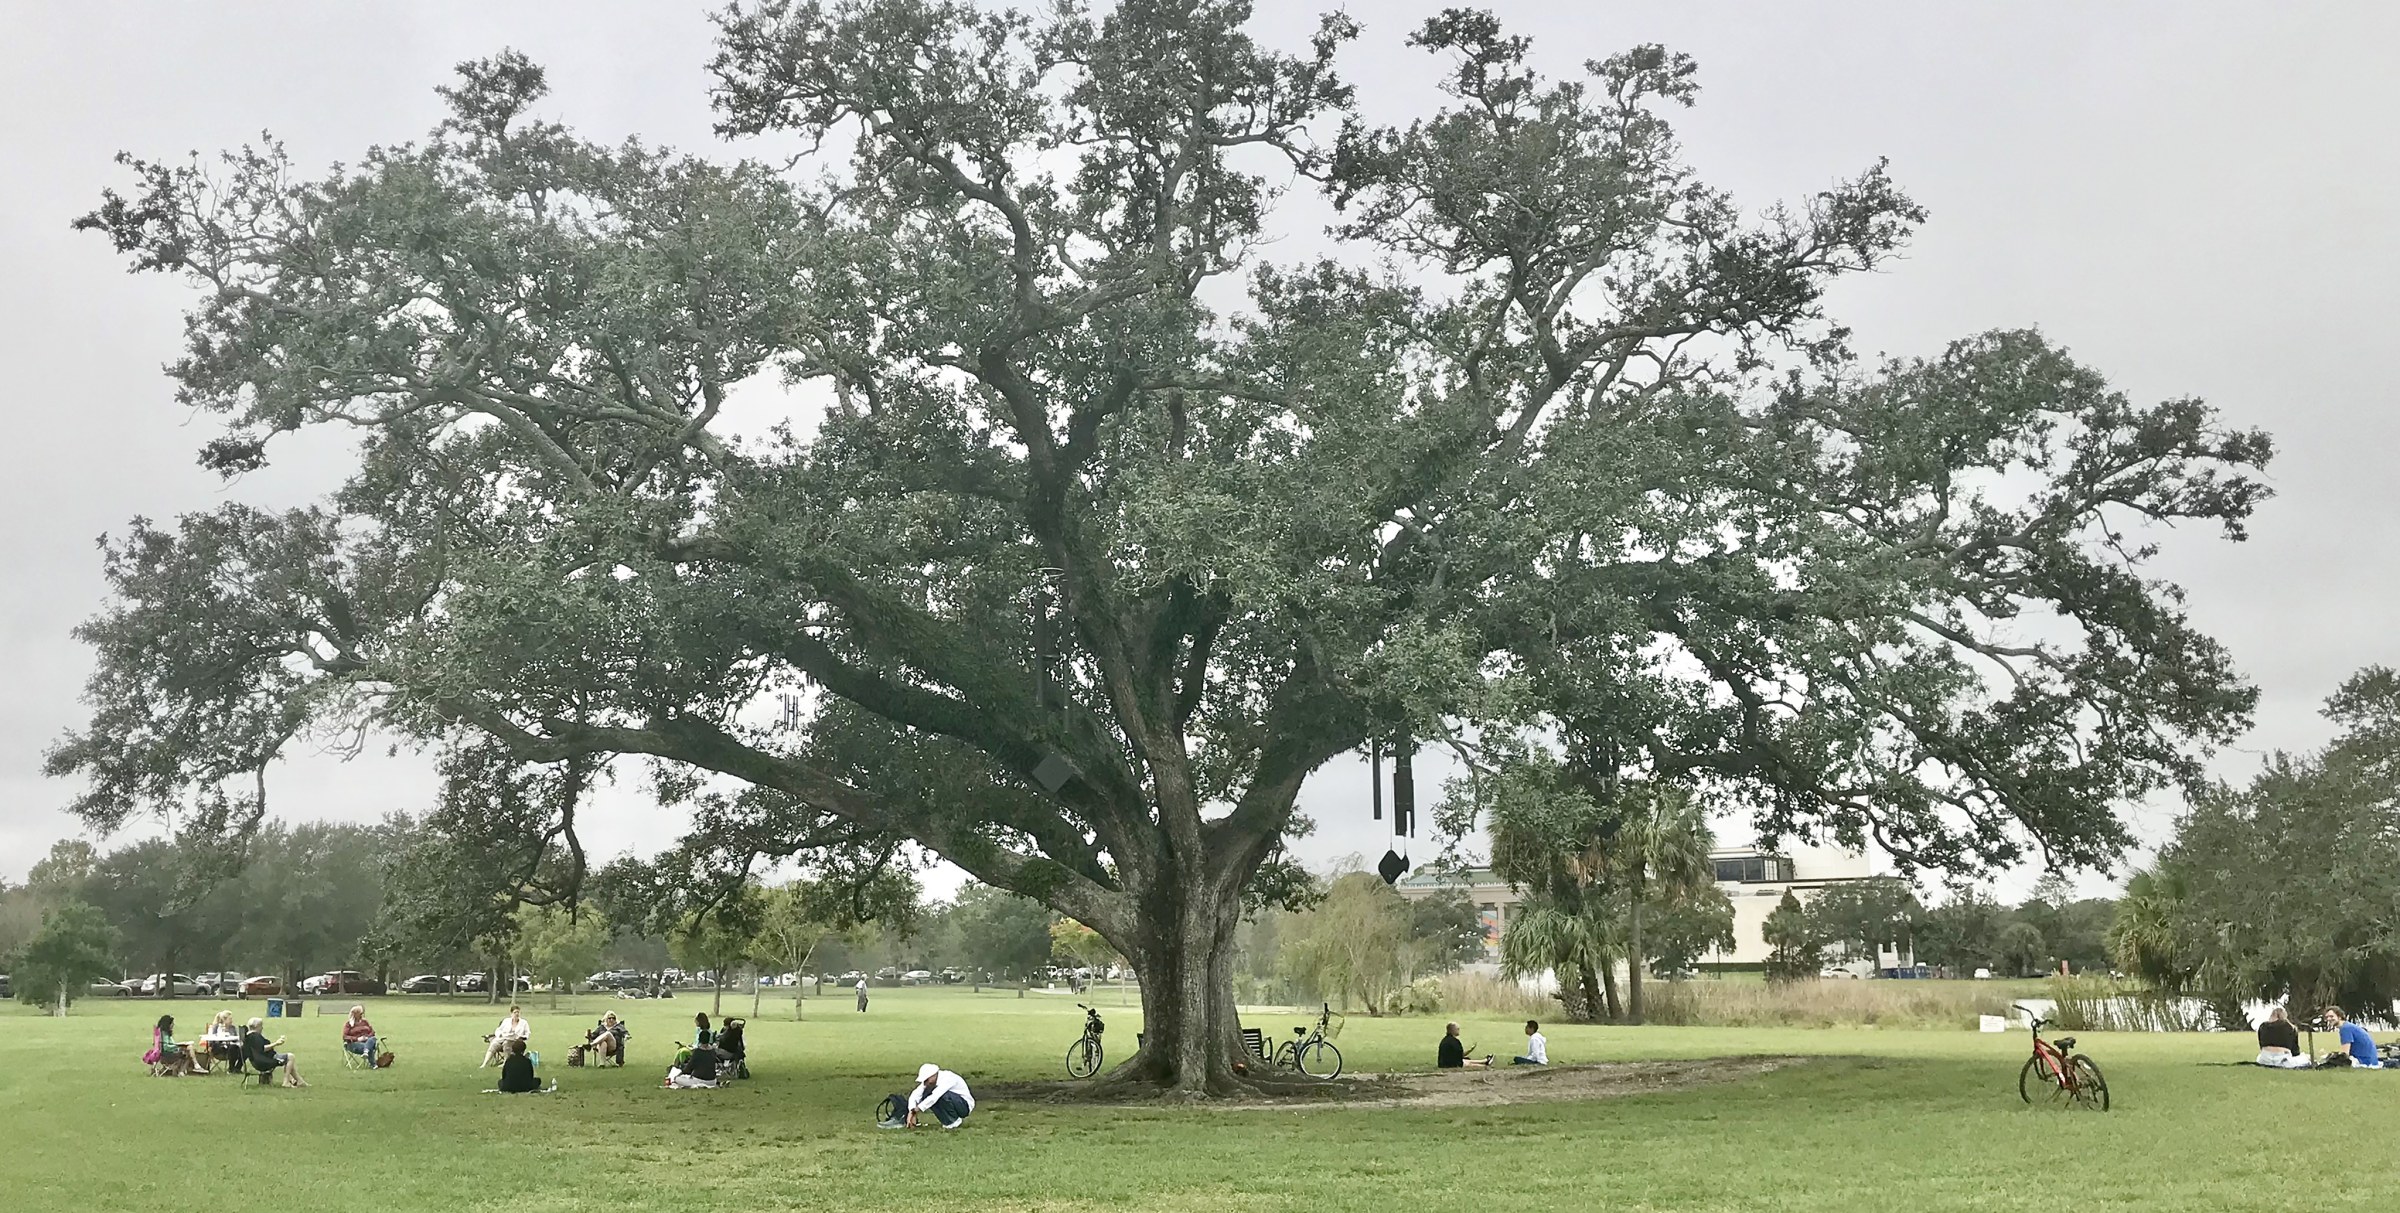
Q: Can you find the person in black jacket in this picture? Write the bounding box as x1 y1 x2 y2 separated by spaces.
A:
1436 1022 1490 1069
242 1018 309 1088
2255 1006 2310 1068
497 1037 543 1093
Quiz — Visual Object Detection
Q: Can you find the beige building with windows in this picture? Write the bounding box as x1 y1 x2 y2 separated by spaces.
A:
1395 842 1897 970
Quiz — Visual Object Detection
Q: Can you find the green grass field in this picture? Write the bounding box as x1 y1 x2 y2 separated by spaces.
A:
3 987 2390 1212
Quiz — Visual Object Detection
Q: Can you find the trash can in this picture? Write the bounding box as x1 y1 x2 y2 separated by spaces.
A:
266 997 285 1019
286 1000 305 1019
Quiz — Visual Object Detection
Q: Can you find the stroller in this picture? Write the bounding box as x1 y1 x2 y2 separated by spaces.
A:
716 1018 749 1080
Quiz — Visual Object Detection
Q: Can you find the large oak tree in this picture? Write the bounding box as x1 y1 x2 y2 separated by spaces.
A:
57 1 2267 1092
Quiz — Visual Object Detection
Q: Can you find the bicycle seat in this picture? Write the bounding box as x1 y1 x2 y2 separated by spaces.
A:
1291 1026 1307 1035
2054 1037 2077 1051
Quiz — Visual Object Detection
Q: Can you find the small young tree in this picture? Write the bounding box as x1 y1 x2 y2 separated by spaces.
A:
515 903 607 1008
754 873 914 1018
15 902 120 1015
1761 892 1822 983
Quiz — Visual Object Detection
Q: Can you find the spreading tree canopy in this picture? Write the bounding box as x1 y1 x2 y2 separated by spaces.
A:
56 1 2266 1091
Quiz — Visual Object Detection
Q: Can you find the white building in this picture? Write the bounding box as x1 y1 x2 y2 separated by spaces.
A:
1395 842 1907 971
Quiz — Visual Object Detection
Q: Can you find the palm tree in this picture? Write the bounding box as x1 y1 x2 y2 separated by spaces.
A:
1608 786 1716 1025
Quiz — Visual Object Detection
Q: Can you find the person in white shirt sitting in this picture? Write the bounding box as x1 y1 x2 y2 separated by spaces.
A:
482 1006 531 1067
1511 1020 1549 1066
900 1063 974 1128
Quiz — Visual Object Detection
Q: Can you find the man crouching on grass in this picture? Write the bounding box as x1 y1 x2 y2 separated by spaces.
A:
898 1063 974 1129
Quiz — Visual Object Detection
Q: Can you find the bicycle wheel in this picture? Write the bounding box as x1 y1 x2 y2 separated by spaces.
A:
2018 1054 2065 1105
1296 1039 1343 1079
1066 1036 1103 1079
2067 1055 2109 1111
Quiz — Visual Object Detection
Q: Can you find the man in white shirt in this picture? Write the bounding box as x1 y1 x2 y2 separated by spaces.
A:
483 1005 532 1067
1511 1020 1548 1066
903 1063 974 1128
856 977 870 1013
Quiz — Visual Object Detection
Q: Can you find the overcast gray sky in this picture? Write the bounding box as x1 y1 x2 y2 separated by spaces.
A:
4 2 2394 894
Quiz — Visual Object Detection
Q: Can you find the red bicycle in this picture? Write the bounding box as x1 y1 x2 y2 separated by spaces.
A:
2014 1004 2109 1111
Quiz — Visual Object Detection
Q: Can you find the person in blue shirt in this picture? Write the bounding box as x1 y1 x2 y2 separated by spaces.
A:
2323 1007 2382 1068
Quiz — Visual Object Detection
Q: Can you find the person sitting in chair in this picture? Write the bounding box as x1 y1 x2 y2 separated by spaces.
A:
342 1006 379 1066
204 1010 246 1074
2322 1006 2382 1068
582 1012 629 1066
496 1037 546 1094
149 1014 199 1076
482 1006 531 1067
716 1017 748 1079
2255 1006 2310 1068
242 1018 309 1088
692 1012 715 1050
1437 1022 1491 1069
1511 1020 1549 1066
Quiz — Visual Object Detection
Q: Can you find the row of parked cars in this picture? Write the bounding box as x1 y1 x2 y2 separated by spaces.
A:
67 969 538 998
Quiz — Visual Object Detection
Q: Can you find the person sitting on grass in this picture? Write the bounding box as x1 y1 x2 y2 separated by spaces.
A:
693 1011 714 1049
1437 1022 1491 1070
664 1043 721 1089
482 1005 531 1067
2255 1006 2310 1068
342 1005 379 1066
583 1012 629 1066
496 1037 548 1094
242 1018 310 1088
901 1063 974 1129
2321 1006 2382 1068
1511 1020 1549 1066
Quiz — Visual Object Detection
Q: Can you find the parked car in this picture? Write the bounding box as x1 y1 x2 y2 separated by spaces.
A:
306 971 386 996
239 975 283 997
91 979 132 997
0 973 10 999
456 972 532 994
399 974 454 994
837 970 868 986
194 971 246 996
902 969 934 985
138 973 206 997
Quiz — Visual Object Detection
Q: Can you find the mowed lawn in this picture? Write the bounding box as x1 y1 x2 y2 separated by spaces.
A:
3 987 2392 1212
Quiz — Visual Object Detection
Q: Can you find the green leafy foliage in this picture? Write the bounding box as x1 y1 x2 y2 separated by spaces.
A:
13 902 120 1013
1761 891 1822 983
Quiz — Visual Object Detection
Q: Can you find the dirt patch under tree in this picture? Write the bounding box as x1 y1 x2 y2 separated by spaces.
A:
985 1054 1816 1110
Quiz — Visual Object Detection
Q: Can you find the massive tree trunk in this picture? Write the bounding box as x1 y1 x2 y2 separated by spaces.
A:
1099 868 1252 1096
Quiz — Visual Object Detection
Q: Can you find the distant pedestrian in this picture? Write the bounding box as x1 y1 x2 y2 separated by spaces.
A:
856 977 869 1013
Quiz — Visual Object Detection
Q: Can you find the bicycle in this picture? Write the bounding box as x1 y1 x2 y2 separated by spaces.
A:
1273 1003 1345 1079
1065 1003 1106 1078
2013 1004 2109 1111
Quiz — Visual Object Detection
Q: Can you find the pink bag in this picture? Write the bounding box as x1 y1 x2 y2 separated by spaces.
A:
142 1046 161 1065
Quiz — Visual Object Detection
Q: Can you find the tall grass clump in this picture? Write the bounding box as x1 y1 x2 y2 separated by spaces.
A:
1424 972 1553 1017
2045 974 2216 1031
1641 978 2017 1029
